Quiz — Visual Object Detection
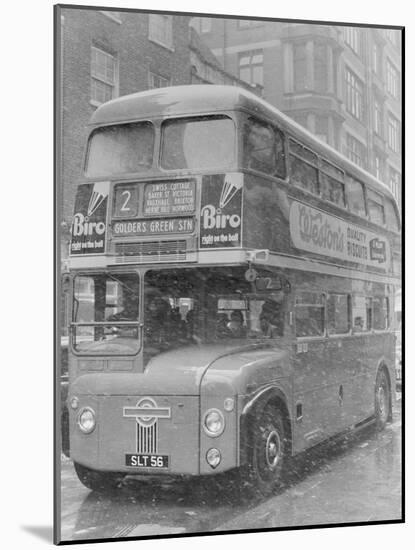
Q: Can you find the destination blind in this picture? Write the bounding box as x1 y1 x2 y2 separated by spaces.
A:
144 181 195 215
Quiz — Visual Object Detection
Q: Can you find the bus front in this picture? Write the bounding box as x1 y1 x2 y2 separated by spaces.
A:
66 88 291 492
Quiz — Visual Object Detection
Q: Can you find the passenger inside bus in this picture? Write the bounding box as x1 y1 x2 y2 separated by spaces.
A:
246 122 276 173
259 299 284 337
144 294 172 346
227 310 247 338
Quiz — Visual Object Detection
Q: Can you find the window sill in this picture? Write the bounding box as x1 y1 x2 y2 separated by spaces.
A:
148 37 175 52
99 11 122 24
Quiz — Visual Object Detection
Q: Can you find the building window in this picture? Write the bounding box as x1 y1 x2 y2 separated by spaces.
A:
315 116 329 143
346 134 366 168
343 27 362 56
345 68 364 121
373 43 381 75
148 14 173 49
387 114 400 152
374 99 383 136
386 59 399 99
293 43 307 92
315 43 328 93
149 72 170 89
91 46 118 105
239 50 263 86
374 154 382 180
385 29 400 47
389 167 400 199
199 17 212 33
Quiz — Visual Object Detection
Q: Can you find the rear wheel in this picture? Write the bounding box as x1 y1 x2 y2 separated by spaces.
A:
374 368 391 430
244 404 288 497
74 462 124 492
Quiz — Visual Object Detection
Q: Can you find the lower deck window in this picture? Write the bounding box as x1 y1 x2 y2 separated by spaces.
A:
327 293 350 334
72 273 140 355
295 292 325 337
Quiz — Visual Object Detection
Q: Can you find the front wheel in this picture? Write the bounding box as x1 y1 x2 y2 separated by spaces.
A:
244 404 288 497
374 368 391 430
74 462 124 492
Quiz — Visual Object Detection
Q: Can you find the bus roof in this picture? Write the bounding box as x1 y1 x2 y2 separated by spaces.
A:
90 85 398 204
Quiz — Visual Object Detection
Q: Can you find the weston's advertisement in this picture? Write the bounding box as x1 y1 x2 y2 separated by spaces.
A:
200 173 243 248
289 201 391 270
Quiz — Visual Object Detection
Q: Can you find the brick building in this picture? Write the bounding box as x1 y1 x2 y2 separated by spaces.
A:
59 9 192 254
193 17 402 205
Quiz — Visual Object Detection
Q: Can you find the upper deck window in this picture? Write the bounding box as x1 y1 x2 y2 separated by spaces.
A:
384 197 400 232
346 176 366 217
289 140 319 195
161 116 235 171
243 117 286 177
320 160 346 207
367 188 385 225
86 122 154 177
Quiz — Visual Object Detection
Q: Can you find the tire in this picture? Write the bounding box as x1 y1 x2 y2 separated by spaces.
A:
374 368 391 430
74 462 124 492
244 404 288 497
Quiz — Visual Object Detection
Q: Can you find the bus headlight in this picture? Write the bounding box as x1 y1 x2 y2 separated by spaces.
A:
206 448 221 468
77 407 96 434
203 409 225 437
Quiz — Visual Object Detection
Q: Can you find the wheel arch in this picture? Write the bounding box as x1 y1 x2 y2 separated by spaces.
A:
239 386 293 466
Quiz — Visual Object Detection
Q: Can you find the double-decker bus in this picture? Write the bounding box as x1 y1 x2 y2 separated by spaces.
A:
65 85 401 495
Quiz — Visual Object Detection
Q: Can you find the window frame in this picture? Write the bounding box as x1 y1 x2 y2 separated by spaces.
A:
327 293 352 336
352 295 373 334
372 296 390 332
148 71 171 89
159 114 237 172
366 187 386 226
386 59 400 99
238 49 264 87
343 27 362 57
387 113 400 153
319 159 347 208
243 116 286 178
289 139 320 196
71 272 141 357
148 13 174 50
90 45 119 107
345 67 365 121
294 292 326 339
84 121 155 177
345 175 368 218
346 133 366 168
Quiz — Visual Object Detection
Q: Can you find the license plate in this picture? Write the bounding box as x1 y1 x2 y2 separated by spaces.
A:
125 454 169 469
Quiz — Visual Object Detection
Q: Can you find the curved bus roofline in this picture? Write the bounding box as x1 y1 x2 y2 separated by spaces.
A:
89 84 398 206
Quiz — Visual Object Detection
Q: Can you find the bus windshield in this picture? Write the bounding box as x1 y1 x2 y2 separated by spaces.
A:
144 267 287 365
86 122 154 177
160 116 235 170
72 272 140 355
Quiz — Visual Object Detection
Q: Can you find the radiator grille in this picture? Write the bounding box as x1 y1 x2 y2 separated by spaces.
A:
136 423 158 454
114 240 187 263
